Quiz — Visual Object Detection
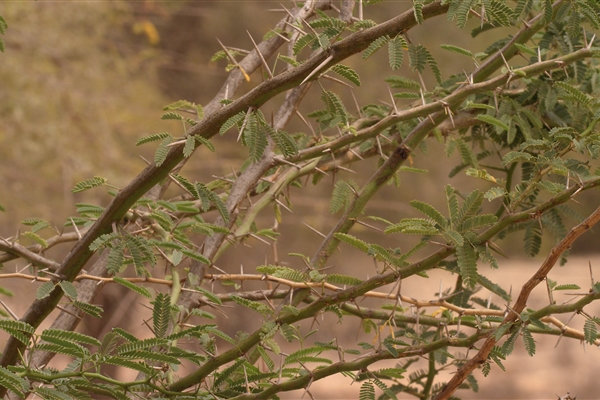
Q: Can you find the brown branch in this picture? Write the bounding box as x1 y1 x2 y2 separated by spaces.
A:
0 240 60 270
434 204 600 400
0 231 82 265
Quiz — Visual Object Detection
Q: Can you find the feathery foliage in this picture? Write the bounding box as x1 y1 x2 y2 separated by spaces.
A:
2 2 600 399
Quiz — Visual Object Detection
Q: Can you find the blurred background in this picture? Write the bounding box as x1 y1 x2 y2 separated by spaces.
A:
0 1 598 398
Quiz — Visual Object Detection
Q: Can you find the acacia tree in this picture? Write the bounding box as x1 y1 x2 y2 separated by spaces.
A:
0 1 600 399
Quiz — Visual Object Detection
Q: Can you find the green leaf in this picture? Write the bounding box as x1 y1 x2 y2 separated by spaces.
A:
463 101 495 111
584 318 598 344
36 281 56 300
206 325 236 344
393 92 420 99
102 357 153 374
34 387 75 400
22 231 47 248
119 350 180 364
466 168 498 183
180 248 210 265
445 185 459 226
89 233 120 251
21 217 48 227
385 75 420 90
72 300 103 318
111 327 139 343
113 276 152 299
408 44 441 82
36 341 88 358
266 127 298 158
363 35 390 59
72 176 107 193
457 189 484 224
0 366 29 397
293 33 317 55
554 81 594 106
246 121 268 163
388 35 405 70
206 188 230 224
0 17 7 35
521 327 536 356
553 284 580 291
0 320 34 345
106 246 125 274
172 174 201 199
476 114 509 132
321 90 349 126
326 274 363 286
443 229 464 246
409 200 447 228
398 166 427 173
384 218 439 235
59 281 78 301
219 111 246 135
163 99 194 111
455 138 478 168
257 265 306 282
460 214 498 231
408 43 427 74
524 222 542 257
256 346 274 372
183 135 196 158
359 381 375 400
194 135 214 152
153 293 171 338
501 151 533 165
193 287 223 306
277 54 300 67
330 179 357 214
230 295 272 316
126 240 147 274
154 135 173 167
333 233 369 253
116 337 168 353
448 0 476 28
42 328 102 347
372 376 398 399
484 187 506 201
284 346 329 365
135 132 171 146
457 243 477 288
161 111 184 121
214 358 246 388
0 320 35 335
514 43 537 56
440 44 472 57
330 64 361 86
76 203 104 217
542 0 553 23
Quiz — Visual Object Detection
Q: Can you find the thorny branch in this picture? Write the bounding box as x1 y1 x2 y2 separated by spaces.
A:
0 0 599 398
434 204 600 400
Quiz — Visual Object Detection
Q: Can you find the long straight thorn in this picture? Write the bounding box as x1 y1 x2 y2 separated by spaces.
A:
274 198 293 213
247 30 273 78
388 86 399 115
301 55 334 86
303 223 326 238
